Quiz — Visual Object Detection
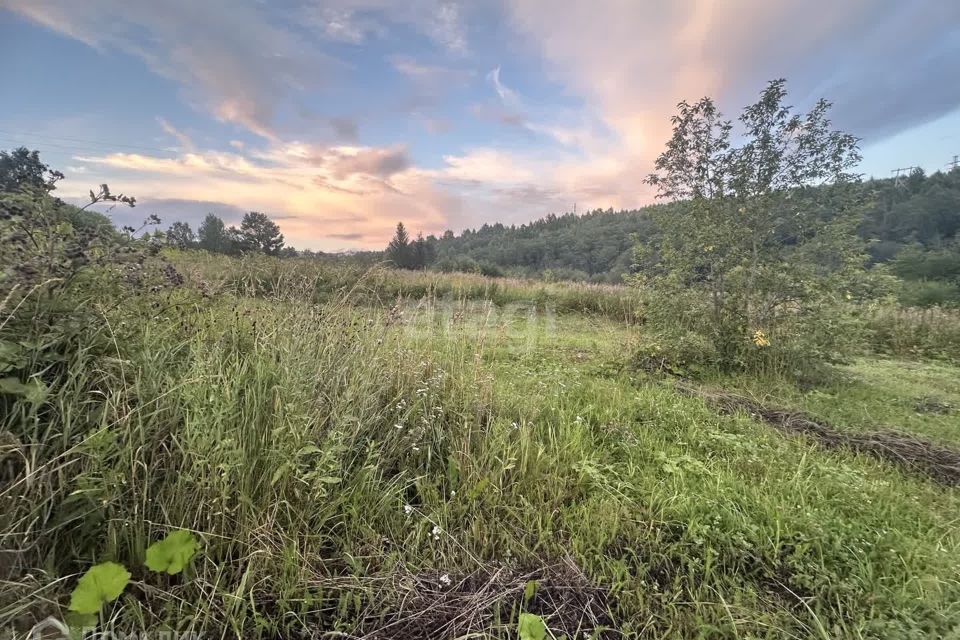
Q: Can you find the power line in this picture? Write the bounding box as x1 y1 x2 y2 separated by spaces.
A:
0 128 180 155
0 137 112 156
948 155 960 171
891 166 919 187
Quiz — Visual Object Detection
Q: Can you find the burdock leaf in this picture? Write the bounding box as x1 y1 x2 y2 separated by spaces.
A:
0 376 48 404
518 612 547 640
68 562 130 614
145 530 199 575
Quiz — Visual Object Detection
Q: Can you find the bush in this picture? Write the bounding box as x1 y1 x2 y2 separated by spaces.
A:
477 261 504 278
865 304 960 360
632 328 720 378
636 80 876 378
637 283 868 378
897 280 960 308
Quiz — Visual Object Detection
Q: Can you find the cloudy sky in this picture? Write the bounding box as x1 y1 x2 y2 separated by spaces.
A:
2 1 959 250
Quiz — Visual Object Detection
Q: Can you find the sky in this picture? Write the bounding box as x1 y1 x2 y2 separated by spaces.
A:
1 1 959 251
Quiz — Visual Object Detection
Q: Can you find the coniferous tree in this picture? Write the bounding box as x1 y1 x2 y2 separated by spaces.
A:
411 233 436 269
198 214 230 253
386 222 413 268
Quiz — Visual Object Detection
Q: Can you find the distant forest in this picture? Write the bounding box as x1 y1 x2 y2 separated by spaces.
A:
5 145 959 305
163 163 960 306
397 168 960 300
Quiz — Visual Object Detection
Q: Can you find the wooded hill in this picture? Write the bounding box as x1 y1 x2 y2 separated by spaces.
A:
421 168 960 298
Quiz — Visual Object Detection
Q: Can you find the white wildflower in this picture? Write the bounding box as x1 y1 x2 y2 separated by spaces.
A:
431 525 442 541
404 504 414 516
439 573 451 587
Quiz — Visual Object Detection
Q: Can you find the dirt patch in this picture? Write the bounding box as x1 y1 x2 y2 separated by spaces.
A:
679 385 960 487
355 557 618 639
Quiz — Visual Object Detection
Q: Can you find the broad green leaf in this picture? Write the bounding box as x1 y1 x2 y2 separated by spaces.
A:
0 376 48 404
523 579 538 605
145 530 199 575
65 611 98 637
68 562 130 614
518 612 547 640
467 477 490 501
0 340 25 373
297 444 323 456
270 462 292 485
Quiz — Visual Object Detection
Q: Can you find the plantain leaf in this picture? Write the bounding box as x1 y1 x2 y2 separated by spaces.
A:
446 455 460 492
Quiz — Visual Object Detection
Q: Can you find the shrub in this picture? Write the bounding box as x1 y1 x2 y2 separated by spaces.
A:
865 304 960 360
635 80 874 377
632 328 720 378
897 280 960 308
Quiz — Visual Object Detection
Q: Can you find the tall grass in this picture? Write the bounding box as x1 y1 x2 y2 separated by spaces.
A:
4 254 960 637
173 251 645 324
865 304 960 360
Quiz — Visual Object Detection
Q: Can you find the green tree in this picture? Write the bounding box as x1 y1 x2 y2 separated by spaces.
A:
0 147 64 194
386 222 413 268
198 214 229 253
411 233 436 269
166 221 196 249
239 211 284 255
638 79 869 373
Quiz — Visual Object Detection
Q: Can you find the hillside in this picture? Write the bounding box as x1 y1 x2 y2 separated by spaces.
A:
431 206 658 283
417 169 960 291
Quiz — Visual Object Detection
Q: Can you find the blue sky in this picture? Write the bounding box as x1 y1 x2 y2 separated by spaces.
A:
2 1 959 250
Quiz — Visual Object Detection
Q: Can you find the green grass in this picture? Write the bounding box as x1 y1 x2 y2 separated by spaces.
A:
3 253 960 638
720 358 960 447
173 249 645 323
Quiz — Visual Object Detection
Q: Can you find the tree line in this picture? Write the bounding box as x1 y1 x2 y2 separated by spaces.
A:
383 164 960 303
168 212 301 257
5 128 959 306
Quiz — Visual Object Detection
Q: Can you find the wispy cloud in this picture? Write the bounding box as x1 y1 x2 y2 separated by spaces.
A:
157 118 194 152
302 0 470 53
329 117 359 142
503 0 960 149
63 124 447 249
487 66 520 107
5 0 339 139
391 56 473 90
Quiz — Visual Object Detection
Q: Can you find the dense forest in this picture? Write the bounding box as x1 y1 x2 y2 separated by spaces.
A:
5 144 959 305
410 168 959 281
379 167 960 305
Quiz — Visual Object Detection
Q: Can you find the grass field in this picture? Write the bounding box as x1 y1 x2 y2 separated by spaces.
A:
3 253 960 639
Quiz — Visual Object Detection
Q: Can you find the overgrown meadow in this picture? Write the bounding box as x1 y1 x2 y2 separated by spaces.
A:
3 246 960 639
4 82 960 639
